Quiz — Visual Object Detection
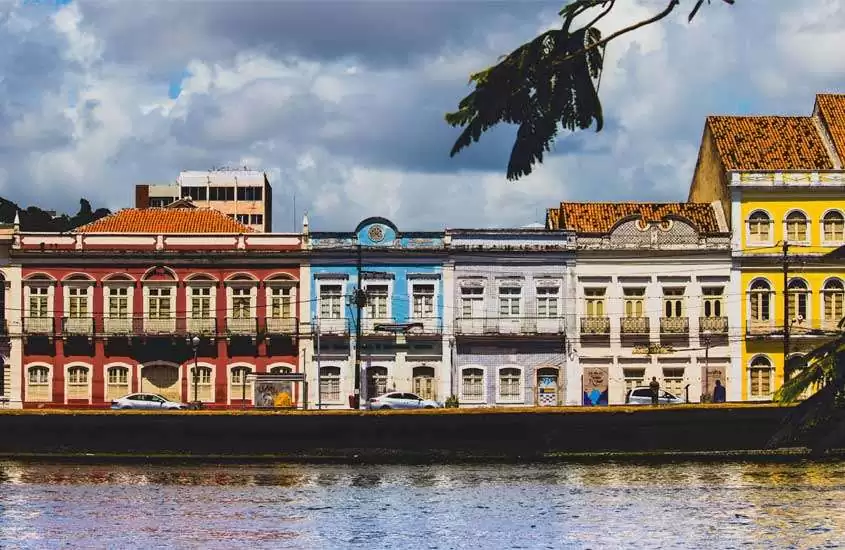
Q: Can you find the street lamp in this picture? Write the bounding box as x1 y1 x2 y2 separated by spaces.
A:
188 335 200 409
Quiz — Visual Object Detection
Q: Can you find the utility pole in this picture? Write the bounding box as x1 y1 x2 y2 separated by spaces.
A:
351 243 367 409
782 240 790 378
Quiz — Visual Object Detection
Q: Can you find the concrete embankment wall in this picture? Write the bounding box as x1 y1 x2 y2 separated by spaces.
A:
0 406 797 460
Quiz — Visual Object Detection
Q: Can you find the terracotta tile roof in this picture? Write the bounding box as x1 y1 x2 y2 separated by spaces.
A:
816 94 845 163
76 208 253 233
549 202 722 234
707 115 833 171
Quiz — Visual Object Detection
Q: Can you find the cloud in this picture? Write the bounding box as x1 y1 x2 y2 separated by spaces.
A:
0 0 843 232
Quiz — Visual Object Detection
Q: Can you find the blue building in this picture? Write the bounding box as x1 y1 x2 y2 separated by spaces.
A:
305 218 447 408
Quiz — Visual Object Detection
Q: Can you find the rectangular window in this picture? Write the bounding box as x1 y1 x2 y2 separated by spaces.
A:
249 214 263 225
623 368 645 393
366 285 389 318
461 369 484 401
749 216 770 243
209 187 235 201
148 287 172 318
412 284 435 318
585 288 606 317
460 287 483 318
232 288 251 318
270 287 292 318
67 368 88 400
320 368 341 402
237 186 263 201
230 368 252 401
662 368 685 397
149 197 176 207
663 288 684 318
106 368 129 400
108 287 129 318
537 286 559 317
702 287 724 318
750 290 771 322
0 364 9 398
499 287 521 317
191 287 211 317
319 285 343 319
29 287 49 317
28 367 50 402
236 214 250 225
787 289 808 323
624 288 645 317
824 289 844 324
824 216 845 242
181 186 207 201
750 368 772 398
498 368 522 400
67 287 88 318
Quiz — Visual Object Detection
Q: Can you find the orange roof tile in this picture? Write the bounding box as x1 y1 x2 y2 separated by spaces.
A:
76 208 253 234
707 115 833 171
816 94 845 164
550 202 721 234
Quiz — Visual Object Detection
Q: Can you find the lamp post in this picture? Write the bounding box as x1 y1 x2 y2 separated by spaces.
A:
188 335 200 409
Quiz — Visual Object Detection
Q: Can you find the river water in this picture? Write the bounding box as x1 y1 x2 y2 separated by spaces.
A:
0 460 844 549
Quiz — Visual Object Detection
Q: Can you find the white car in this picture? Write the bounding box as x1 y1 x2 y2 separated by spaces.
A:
366 392 442 410
625 387 684 405
111 393 189 410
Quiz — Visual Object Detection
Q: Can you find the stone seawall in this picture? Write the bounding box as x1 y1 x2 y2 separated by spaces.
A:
0 406 800 461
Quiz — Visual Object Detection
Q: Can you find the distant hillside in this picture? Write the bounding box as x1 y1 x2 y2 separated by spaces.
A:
0 197 110 232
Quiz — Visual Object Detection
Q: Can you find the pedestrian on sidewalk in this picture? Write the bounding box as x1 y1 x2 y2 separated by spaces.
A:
649 376 660 405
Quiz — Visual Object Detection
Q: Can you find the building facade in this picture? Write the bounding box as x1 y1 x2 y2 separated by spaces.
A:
12 208 303 408
547 203 733 405
448 228 576 406
689 93 845 400
0 223 22 408
307 218 448 409
135 169 273 232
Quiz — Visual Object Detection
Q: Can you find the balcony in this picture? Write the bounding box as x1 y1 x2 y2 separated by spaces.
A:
187 317 217 336
581 316 610 335
620 317 649 334
699 316 728 334
103 316 132 336
317 318 349 335
227 317 258 336
747 319 775 336
362 317 394 335
455 317 565 336
406 317 442 335
659 317 689 335
143 316 178 335
265 316 297 335
62 316 94 336
24 316 55 335
455 317 496 335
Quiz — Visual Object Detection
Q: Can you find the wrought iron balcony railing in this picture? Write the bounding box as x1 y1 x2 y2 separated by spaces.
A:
265 316 297 335
187 317 217 336
620 316 649 334
659 317 689 334
699 316 728 334
317 318 349 335
580 316 610 335
62 316 95 336
455 316 566 335
24 316 55 335
226 317 258 335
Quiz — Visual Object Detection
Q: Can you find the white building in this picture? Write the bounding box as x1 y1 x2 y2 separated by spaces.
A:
1 219 22 408
547 202 734 405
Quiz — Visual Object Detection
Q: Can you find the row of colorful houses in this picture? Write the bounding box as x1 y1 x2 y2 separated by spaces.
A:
0 93 844 409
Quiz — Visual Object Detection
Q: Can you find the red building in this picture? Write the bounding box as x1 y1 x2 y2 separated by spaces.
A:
13 207 304 409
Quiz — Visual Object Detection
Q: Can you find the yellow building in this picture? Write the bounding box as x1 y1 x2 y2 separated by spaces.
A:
689 93 845 401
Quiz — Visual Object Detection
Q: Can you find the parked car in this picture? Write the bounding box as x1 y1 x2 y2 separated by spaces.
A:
367 392 442 410
625 387 684 405
111 393 189 410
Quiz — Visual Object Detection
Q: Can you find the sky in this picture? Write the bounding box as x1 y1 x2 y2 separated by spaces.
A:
0 0 843 232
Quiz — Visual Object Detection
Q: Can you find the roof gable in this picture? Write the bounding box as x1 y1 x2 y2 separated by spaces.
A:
75 208 253 234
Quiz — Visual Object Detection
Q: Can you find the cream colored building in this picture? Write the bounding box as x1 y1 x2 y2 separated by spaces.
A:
547 202 734 404
135 169 273 232
1 219 22 408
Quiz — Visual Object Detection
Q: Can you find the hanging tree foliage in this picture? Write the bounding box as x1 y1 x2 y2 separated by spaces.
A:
445 0 735 181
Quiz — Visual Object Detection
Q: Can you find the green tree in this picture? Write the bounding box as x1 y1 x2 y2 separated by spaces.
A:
446 0 734 180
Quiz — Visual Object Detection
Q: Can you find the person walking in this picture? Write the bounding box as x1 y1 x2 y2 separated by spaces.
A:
713 379 726 403
649 376 660 405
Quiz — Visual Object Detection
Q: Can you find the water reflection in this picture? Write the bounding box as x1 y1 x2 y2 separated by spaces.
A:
0 461 843 549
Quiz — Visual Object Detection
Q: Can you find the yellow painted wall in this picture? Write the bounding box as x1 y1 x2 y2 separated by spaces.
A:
738 188 845 400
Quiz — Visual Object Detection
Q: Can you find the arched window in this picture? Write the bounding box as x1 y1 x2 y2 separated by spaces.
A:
461 368 484 401
748 211 771 244
787 279 809 325
785 211 808 242
106 366 130 400
412 366 435 400
270 366 292 375
749 356 773 399
366 366 388 398
749 280 772 324
229 366 253 402
498 368 523 402
27 366 50 402
319 366 341 402
823 211 845 242
823 279 845 329
67 366 89 400
190 366 213 402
